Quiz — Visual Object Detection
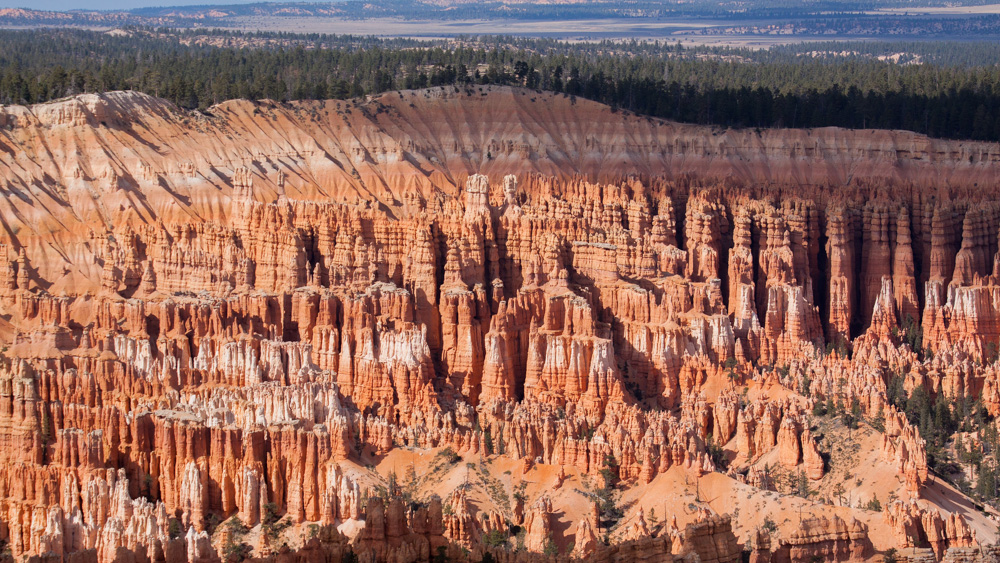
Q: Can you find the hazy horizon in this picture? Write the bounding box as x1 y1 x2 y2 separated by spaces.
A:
0 0 291 10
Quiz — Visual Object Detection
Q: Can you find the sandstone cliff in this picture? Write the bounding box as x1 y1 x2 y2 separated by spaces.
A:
0 88 996 562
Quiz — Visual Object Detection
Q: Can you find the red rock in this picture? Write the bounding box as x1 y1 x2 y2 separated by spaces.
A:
0 87 993 562
751 515 871 563
884 501 976 559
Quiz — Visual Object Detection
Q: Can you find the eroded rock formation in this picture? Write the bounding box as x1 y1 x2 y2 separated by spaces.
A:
0 87 997 562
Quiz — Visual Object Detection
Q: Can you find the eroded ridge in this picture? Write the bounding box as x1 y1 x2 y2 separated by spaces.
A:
1 89 1000 563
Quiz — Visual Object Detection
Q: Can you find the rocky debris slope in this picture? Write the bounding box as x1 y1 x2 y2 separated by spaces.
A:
0 89 998 562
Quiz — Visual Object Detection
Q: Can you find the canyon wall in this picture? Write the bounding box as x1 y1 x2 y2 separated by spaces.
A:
0 87 998 561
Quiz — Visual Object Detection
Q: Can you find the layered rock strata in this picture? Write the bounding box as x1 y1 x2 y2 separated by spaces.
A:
0 88 997 562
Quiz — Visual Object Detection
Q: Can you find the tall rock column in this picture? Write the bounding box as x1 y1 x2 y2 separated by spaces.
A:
826 207 856 345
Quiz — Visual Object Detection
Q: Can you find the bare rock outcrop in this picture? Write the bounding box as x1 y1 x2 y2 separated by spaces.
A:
0 88 994 562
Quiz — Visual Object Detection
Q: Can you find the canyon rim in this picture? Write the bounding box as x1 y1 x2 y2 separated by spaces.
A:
0 84 998 562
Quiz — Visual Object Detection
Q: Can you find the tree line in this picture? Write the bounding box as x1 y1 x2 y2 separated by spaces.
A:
4 29 1000 141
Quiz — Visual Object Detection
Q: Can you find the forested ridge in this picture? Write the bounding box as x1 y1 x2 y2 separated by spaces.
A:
8 0 1000 25
5 29 1000 141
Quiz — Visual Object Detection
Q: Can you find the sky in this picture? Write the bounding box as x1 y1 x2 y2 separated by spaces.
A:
0 0 272 10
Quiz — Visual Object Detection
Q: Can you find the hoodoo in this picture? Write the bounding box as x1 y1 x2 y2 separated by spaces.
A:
0 86 998 562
